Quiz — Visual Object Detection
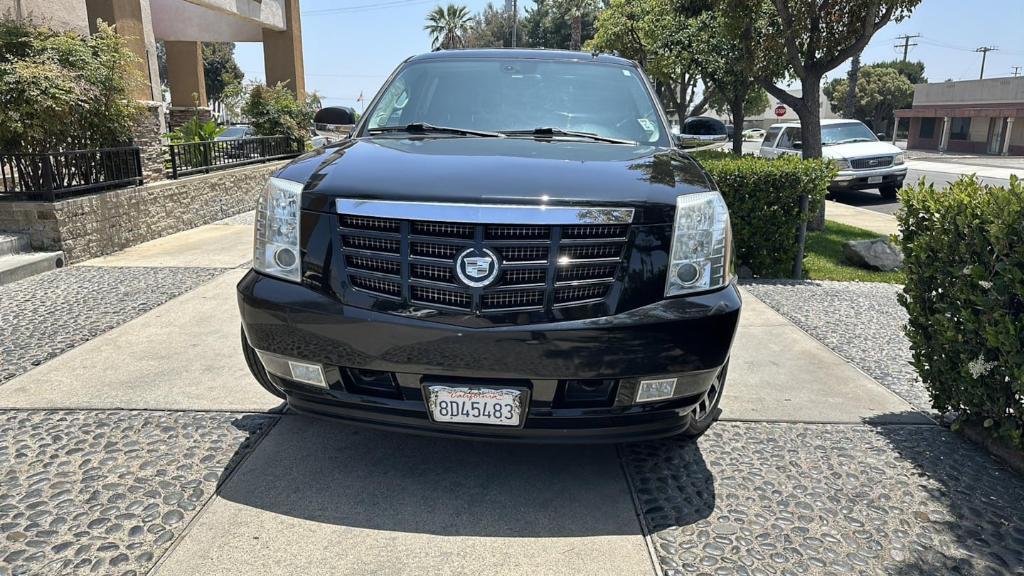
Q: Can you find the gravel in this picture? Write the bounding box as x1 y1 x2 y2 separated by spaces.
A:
213 211 255 226
743 280 932 413
627 421 1024 576
0 266 224 385
0 410 275 576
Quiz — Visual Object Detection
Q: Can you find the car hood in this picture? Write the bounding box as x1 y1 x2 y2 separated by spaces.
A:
279 137 714 224
821 141 902 159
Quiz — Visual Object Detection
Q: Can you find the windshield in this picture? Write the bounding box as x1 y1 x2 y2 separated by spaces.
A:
220 126 248 138
822 122 877 145
363 58 668 145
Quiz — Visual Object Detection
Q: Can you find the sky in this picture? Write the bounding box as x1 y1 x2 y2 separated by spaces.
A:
234 0 1024 109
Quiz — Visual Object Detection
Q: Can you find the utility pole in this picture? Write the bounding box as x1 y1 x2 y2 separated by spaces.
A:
1012 66 1021 77
845 53 861 119
976 46 998 79
509 0 518 48
894 34 920 62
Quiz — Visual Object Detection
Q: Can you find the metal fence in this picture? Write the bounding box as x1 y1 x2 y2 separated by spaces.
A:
166 135 304 179
0 147 143 202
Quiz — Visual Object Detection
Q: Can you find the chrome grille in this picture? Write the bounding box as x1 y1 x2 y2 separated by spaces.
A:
336 213 630 312
850 156 894 169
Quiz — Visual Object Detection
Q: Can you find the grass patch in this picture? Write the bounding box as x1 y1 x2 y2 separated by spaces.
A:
802 221 904 283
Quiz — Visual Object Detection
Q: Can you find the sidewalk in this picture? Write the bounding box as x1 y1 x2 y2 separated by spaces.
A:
824 199 900 236
906 159 1021 181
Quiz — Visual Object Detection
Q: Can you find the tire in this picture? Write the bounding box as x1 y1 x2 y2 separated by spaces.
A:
680 362 728 439
879 184 900 200
240 325 287 399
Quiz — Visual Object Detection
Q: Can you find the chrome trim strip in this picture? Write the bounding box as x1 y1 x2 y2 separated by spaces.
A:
336 199 634 225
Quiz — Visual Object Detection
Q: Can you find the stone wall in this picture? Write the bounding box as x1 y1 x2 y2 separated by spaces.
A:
0 161 285 263
167 106 213 131
133 100 166 183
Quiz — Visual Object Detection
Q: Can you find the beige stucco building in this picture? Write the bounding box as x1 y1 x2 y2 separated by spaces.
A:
896 77 1023 156
1 0 305 128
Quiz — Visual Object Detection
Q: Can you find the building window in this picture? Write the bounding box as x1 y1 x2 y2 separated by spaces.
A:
919 117 936 139
950 117 971 140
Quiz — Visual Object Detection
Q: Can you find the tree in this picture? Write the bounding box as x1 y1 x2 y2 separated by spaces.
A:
465 3 521 48
241 82 320 142
521 0 598 49
739 0 922 159
823 65 913 136
202 43 243 103
557 0 600 50
588 0 711 120
874 59 926 84
424 4 473 50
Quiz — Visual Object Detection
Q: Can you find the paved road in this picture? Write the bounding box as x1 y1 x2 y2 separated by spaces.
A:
830 169 1013 215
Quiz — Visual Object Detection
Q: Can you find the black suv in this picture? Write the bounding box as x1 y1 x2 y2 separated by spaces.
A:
238 50 741 442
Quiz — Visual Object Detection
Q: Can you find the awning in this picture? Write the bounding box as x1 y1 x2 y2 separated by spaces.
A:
895 105 1024 118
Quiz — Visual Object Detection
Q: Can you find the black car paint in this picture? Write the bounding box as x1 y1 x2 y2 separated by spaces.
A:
239 50 740 441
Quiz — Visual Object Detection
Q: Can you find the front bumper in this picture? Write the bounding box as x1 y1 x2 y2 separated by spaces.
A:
830 165 908 190
238 271 741 442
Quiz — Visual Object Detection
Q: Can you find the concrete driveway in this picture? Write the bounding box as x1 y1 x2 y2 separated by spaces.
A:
1 216 1022 576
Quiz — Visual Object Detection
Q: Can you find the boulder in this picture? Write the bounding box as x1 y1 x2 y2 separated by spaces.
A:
842 237 903 271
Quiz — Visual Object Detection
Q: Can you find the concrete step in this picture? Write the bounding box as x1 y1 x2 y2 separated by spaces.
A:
0 233 31 257
0 251 66 286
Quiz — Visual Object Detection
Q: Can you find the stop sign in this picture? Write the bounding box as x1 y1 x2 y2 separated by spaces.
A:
774 105 787 117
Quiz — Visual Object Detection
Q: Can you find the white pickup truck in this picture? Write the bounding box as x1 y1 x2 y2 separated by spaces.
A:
760 119 908 199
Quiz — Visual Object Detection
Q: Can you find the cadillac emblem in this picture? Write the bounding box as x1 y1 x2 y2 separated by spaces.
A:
455 247 500 287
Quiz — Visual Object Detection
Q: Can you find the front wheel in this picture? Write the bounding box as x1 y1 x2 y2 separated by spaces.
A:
879 184 900 199
680 362 728 438
240 326 287 399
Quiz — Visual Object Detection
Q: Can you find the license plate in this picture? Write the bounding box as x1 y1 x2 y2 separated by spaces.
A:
426 386 523 426
868 175 883 184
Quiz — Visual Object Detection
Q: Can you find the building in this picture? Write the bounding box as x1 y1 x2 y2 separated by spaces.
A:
895 76 1023 156
0 0 305 129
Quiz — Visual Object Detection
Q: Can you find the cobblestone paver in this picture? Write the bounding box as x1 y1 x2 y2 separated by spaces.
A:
743 281 932 412
0 266 224 385
628 422 1024 576
0 410 275 576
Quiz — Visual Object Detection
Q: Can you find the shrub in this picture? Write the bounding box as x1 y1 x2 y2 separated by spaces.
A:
898 176 1024 448
691 151 834 277
0 18 139 152
241 82 321 142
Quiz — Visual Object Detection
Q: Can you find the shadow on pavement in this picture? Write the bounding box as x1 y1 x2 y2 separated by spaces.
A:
828 189 899 212
864 413 1024 575
214 413 708 538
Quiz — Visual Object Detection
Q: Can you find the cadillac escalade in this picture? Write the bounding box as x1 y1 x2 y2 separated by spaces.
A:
237 49 741 442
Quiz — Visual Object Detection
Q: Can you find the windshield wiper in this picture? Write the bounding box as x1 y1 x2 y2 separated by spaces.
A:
500 127 636 145
367 122 504 138
826 137 873 145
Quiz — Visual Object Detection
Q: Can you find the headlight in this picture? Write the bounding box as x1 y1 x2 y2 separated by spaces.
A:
832 158 851 170
254 177 302 282
893 153 905 165
665 191 732 296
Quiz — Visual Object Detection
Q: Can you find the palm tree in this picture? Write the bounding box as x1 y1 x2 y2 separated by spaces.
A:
424 4 473 51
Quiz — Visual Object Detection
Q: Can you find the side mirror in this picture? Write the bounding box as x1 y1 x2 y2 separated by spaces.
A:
792 141 803 150
876 132 886 140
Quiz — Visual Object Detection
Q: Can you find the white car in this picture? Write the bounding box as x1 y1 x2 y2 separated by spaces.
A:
760 119 907 198
742 128 765 141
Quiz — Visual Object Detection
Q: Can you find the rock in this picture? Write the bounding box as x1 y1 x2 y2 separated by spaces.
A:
842 237 903 271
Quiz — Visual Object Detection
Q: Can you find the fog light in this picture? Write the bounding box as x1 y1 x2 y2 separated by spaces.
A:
636 378 677 403
255 350 327 388
676 262 701 285
274 247 297 269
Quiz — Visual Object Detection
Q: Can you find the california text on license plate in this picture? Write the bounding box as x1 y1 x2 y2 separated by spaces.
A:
427 386 522 426
868 175 883 184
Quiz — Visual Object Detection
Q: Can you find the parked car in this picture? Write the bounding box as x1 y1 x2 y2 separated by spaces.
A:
215 124 254 141
675 116 729 148
742 128 765 141
238 49 741 442
760 119 907 198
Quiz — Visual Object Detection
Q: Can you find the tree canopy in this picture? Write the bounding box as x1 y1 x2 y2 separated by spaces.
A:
464 2 520 48
824 64 914 136
202 43 244 103
424 4 473 50
521 0 599 49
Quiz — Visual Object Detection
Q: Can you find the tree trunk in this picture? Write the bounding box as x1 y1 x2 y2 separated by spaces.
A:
731 94 745 155
799 74 826 230
570 14 582 50
844 54 860 119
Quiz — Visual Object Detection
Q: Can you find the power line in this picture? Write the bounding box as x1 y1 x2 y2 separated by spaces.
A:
894 34 920 62
975 46 998 79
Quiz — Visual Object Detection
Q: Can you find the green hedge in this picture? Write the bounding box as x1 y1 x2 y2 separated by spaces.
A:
691 151 834 277
899 176 1024 448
